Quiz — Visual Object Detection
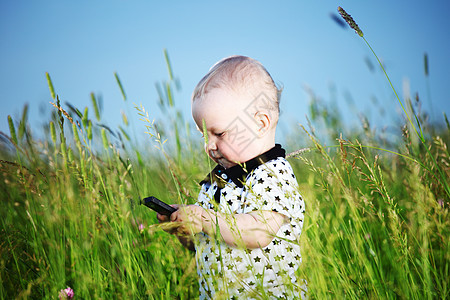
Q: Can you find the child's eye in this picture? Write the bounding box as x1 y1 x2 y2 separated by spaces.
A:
215 132 225 137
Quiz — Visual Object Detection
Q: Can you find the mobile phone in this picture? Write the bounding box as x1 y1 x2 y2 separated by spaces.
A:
142 196 177 216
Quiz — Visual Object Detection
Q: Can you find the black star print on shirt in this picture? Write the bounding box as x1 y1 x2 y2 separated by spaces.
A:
194 156 306 299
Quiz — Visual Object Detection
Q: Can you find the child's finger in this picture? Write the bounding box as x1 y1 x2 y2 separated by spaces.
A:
156 213 169 222
170 210 179 222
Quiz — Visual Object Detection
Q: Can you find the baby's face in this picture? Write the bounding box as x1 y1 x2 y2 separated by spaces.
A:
192 88 267 169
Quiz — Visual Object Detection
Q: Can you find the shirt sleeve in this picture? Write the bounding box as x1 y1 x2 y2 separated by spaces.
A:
242 158 305 220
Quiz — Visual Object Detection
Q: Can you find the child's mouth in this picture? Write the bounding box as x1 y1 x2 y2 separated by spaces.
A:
209 151 233 168
213 156 227 167
209 151 222 161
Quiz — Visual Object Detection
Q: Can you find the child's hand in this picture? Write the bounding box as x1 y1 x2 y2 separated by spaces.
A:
156 204 179 223
156 204 180 235
156 205 197 251
170 205 204 235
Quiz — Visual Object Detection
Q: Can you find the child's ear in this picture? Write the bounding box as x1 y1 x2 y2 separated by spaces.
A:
253 111 271 136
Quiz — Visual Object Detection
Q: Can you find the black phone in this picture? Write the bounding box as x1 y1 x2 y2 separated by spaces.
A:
142 196 177 216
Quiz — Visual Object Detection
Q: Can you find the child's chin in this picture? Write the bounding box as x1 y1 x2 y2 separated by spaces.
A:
218 160 237 169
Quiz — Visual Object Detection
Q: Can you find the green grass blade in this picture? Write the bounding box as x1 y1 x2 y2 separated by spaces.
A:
114 72 127 101
90 92 101 121
46 72 56 100
164 49 174 81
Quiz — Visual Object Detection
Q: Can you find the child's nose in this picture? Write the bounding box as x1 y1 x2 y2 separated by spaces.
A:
205 138 217 152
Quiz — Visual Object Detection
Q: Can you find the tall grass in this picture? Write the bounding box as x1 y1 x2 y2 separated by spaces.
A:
1 29 449 299
1 63 200 299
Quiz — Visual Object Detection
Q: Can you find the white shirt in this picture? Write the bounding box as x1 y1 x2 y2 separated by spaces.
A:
194 150 306 299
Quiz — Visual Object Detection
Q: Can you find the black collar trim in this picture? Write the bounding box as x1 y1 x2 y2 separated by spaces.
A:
200 144 286 188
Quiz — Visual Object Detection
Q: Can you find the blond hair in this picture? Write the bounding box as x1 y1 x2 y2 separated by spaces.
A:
192 55 281 114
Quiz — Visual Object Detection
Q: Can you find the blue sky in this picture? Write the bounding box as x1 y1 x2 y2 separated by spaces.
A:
1 1 449 144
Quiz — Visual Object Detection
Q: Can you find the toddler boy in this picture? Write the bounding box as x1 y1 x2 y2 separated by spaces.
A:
158 55 306 299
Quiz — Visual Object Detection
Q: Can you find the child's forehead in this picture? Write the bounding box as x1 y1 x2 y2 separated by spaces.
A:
193 97 243 129
198 87 252 108
193 104 237 126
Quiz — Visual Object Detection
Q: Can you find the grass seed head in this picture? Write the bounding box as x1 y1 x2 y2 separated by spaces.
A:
8 115 18 144
46 72 56 100
50 121 56 144
87 120 93 140
338 6 364 37
101 128 109 149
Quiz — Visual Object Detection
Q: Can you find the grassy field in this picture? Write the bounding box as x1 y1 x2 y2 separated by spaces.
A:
1 69 448 299
1 27 449 299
